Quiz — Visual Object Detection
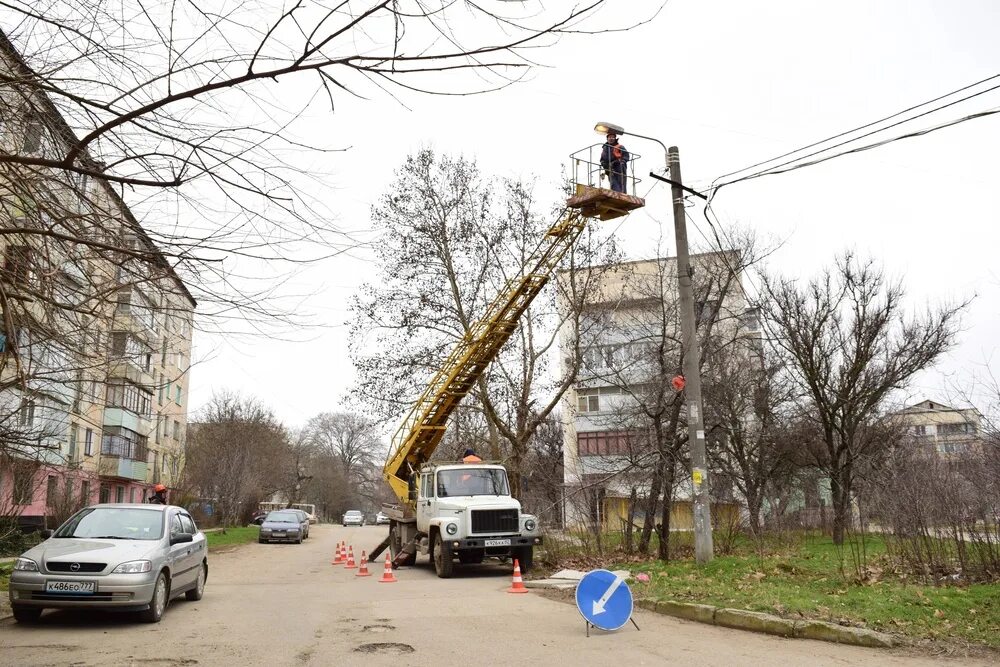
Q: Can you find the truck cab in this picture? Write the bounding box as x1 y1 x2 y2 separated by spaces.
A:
385 462 543 578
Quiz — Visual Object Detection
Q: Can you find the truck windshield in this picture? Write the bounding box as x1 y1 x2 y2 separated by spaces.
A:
437 469 509 497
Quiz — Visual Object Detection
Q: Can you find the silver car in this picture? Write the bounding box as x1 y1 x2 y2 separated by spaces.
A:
8 503 207 624
342 510 364 527
258 511 306 543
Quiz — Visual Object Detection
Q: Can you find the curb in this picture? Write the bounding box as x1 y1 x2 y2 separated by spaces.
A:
635 599 896 649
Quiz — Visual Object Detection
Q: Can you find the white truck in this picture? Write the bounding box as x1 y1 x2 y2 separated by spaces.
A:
382 463 542 577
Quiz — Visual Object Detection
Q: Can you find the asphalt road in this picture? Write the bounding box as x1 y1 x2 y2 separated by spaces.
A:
0 524 990 666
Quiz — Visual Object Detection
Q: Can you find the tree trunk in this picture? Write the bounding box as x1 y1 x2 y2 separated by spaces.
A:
745 487 762 536
625 486 637 555
638 463 663 554
657 461 675 561
830 472 849 545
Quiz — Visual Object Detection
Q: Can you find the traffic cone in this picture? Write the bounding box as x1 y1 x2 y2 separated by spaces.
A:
344 545 357 569
378 553 397 583
356 551 372 577
506 559 529 594
332 541 344 564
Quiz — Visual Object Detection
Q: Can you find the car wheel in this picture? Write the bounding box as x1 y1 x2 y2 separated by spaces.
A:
296 534 303 544
139 571 169 623
433 531 454 578
258 537 266 544
185 563 206 601
12 606 42 623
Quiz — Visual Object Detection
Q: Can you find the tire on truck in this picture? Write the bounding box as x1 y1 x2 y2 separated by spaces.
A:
511 545 533 573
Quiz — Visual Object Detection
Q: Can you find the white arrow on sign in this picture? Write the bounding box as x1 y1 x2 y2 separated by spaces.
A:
591 574 625 615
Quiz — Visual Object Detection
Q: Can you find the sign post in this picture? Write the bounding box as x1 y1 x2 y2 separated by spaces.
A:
575 569 639 636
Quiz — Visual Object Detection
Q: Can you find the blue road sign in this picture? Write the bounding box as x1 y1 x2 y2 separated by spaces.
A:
575 568 634 631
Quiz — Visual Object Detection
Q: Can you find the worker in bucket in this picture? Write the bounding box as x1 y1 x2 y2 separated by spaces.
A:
462 448 482 463
600 130 630 193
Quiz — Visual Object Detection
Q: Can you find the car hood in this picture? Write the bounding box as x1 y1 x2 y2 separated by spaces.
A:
24 538 162 564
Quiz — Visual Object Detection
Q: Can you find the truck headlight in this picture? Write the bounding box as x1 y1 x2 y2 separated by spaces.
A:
445 523 458 535
112 560 152 574
524 519 537 532
13 557 38 572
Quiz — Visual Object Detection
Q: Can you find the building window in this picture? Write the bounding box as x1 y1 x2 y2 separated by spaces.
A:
99 484 110 504
173 420 181 441
175 385 182 405
84 428 94 455
68 423 79 460
106 381 153 417
129 487 137 503
46 475 58 507
18 398 35 426
3 245 35 286
81 480 90 505
913 425 926 436
115 486 125 503
577 431 634 457
577 389 601 413
22 118 43 152
102 426 149 461
940 422 975 435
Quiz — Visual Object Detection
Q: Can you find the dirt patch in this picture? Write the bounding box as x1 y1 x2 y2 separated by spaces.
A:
354 643 414 655
363 624 396 633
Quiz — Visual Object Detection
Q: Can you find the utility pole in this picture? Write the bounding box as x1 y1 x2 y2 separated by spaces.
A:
667 146 714 564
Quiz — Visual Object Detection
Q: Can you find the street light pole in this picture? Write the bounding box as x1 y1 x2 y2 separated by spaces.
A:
666 146 713 564
593 123 713 563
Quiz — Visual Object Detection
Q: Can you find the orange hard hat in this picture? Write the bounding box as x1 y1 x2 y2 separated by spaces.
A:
154 484 167 493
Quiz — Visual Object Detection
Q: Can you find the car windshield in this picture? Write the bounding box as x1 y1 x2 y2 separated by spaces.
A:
437 468 509 497
267 512 299 523
345 512 362 517
54 507 164 540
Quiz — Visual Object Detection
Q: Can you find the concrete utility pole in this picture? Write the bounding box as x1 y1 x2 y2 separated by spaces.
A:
667 146 714 564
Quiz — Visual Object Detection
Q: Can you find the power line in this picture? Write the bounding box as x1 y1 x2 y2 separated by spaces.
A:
711 71 1000 187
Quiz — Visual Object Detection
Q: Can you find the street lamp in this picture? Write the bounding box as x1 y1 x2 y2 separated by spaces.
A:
593 121 714 564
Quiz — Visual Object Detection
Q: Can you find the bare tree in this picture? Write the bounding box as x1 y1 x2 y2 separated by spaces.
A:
760 253 965 544
349 150 620 497
184 391 289 527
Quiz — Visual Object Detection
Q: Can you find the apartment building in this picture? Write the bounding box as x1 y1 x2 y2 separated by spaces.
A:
895 400 983 459
559 252 754 529
0 31 195 529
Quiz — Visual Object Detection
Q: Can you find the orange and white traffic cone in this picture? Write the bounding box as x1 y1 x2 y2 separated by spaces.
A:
507 559 529 594
378 553 397 583
344 545 357 569
356 551 372 577
332 541 344 564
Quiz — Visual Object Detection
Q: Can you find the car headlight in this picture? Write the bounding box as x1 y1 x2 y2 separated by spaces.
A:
288 528 299 533
112 560 152 574
13 557 38 572
445 523 458 535
524 519 537 532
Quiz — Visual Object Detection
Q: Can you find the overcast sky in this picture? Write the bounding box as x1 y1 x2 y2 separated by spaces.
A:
186 0 1000 429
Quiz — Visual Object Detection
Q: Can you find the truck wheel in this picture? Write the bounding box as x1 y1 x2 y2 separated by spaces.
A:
458 549 484 564
433 532 454 578
512 546 533 573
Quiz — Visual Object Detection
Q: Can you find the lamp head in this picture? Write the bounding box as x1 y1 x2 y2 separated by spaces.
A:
594 121 625 136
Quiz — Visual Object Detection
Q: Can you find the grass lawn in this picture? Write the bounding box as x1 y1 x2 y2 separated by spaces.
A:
613 534 1000 647
205 526 260 551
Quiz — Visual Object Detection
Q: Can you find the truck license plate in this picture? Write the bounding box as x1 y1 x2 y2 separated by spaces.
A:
46 580 95 594
485 539 511 547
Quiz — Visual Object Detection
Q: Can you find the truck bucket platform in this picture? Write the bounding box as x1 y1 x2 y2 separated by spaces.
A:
566 185 645 221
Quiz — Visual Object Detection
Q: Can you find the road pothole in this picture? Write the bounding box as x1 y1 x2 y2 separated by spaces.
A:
355 643 414 655
363 624 396 633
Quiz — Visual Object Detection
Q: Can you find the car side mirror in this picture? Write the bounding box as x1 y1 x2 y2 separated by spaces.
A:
170 532 194 545
39 529 53 539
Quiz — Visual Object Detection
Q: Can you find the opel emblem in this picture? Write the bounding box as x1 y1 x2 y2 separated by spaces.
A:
70 562 81 572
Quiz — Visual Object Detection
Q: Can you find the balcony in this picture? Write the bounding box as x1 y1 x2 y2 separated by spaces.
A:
98 434 149 482
103 407 150 435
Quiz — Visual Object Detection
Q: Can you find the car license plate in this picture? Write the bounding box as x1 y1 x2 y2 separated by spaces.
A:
485 539 511 547
273 532 286 537
46 580 96 594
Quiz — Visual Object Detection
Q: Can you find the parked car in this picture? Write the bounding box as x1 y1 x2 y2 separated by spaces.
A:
342 510 364 527
249 511 267 526
8 503 207 624
259 511 306 544
284 509 311 539
375 512 390 525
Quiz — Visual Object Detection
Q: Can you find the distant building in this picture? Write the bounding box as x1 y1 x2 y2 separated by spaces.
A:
894 400 983 459
559 252 755 530
0 30 195 529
